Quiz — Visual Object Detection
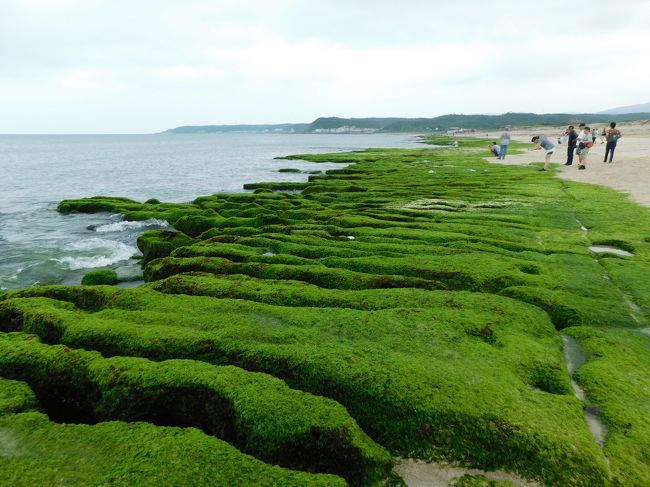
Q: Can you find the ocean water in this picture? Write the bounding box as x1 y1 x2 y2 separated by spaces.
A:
0 133 421 290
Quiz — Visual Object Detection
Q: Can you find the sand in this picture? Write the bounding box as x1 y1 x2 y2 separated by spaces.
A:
483 121 650 207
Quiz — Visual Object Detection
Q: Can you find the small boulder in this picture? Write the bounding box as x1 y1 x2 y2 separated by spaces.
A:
81 269 119 286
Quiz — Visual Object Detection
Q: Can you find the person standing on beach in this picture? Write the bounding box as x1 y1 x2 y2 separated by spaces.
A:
531 135 555 171
576 125 592 170
498 127 511 159
565 125 578 165
604 122 622 163
591 128 598 144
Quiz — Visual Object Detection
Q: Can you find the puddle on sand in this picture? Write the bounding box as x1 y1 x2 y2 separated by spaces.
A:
394 459 539 487
588 246 633 257
561 335 607 446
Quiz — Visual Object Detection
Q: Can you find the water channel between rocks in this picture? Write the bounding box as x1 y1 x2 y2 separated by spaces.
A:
393 459 540 487
588 246 634 257
561 335 607 447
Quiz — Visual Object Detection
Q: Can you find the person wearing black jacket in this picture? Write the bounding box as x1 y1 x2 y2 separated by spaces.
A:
565 125 579 165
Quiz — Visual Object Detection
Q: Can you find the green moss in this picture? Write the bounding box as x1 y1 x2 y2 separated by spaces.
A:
137 230 195 264
0 291 607 485
452 474 517 486
11 142 649 484
599 259 650 320
564 326 650 486
0 377 38 415
57 196 142 214
0 412 345 486
81 269 119 286
243 182 309 191
0 333 390 484
143 256 441 290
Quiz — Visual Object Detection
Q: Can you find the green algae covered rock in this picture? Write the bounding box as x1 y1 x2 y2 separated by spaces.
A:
0 290 608 485
137 229 194 264
0 412 346 487
0 377 38 415
565 326 650 486
452 474 517 486
4 141 649 484
57 196 142 214
0 332 391 485
81 269 119 286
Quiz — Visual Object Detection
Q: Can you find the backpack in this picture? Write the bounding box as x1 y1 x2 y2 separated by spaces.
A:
609 132 619 143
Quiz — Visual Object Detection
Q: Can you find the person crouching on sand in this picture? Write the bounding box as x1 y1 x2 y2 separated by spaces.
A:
530 135 555 171
489 141 500 156
576 126 593 170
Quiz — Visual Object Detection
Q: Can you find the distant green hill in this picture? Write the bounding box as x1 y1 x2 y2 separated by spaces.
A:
165 123 309 134
306 117 410 131
310 113 650 133
166 112 650 134
380 112 650 132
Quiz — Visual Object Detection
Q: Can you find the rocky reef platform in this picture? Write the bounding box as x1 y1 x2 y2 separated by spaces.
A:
1 138 649 485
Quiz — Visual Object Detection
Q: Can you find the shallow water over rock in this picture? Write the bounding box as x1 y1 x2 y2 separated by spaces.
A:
588 246 633 257
394 459 539 487
561 335 608 446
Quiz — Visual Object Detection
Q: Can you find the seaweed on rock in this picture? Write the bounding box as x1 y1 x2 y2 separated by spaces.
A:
0 333 390 485
3 142 650 485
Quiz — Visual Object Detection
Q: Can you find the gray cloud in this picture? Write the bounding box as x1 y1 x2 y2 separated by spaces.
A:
1 0 648 132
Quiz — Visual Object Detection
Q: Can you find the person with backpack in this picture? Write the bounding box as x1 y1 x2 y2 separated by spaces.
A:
604 122 622 163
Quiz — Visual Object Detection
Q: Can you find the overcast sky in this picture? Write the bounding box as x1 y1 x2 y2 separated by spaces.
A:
1 0 649 133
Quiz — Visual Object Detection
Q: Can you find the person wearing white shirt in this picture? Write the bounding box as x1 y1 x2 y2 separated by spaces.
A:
498 127 511 159
576 126 592 170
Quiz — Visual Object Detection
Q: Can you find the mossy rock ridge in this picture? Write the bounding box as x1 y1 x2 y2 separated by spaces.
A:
0 412 346 486
0 332 390 485
17 143 650 484
0 293 610 485
564 326 650 486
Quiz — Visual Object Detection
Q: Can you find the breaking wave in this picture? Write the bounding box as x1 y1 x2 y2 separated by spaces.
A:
53 238 138 270
94 218 169 233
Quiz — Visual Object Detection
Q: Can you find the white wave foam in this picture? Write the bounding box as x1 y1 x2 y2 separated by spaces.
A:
94 218 169 233
53 238 137 270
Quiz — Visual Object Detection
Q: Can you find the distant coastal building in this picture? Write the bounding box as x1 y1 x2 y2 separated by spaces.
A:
312 126 378 134
446 127 475 135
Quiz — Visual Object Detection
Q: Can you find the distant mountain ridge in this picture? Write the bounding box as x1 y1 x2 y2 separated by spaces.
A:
167 112 650 134
598 102 650 115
